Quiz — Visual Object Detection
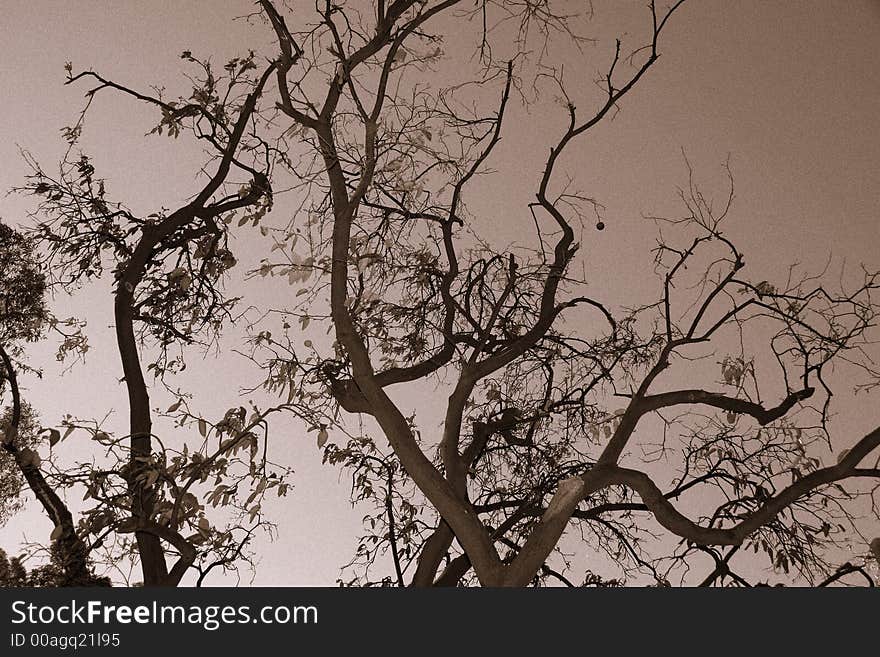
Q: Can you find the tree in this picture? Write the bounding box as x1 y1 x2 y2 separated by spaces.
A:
14 50 295 586
0 545 111 588
248 0 880 586
7 0 880 588
0 220 102 585
0 220 46 525
0 549 29 587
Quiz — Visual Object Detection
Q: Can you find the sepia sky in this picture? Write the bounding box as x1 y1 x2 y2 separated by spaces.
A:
0 1 878 585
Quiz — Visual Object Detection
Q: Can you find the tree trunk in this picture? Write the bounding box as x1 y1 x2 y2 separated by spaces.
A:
114 289 168 585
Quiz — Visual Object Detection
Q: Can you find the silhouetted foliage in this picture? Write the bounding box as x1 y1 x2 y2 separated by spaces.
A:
6 53 293 585
4 0 879 588
0 403 43 525
0 220 46 344
0 547 110 588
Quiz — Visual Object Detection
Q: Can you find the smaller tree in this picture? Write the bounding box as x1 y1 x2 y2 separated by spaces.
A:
0 220 99 585
0 546 109 588
0 548 29 587
13 50 294 585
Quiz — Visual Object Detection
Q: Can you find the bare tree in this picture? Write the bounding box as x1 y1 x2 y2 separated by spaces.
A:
251 0 880 587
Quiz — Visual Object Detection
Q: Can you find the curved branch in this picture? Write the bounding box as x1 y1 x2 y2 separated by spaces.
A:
641 387 815 425
818 562 875 587
609 430 880 546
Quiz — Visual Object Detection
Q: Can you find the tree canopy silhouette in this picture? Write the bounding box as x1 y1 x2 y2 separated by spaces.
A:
3 0 879 588
249 0 880 586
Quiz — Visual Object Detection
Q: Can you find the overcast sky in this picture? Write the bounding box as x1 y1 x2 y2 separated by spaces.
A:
1 1 878 585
